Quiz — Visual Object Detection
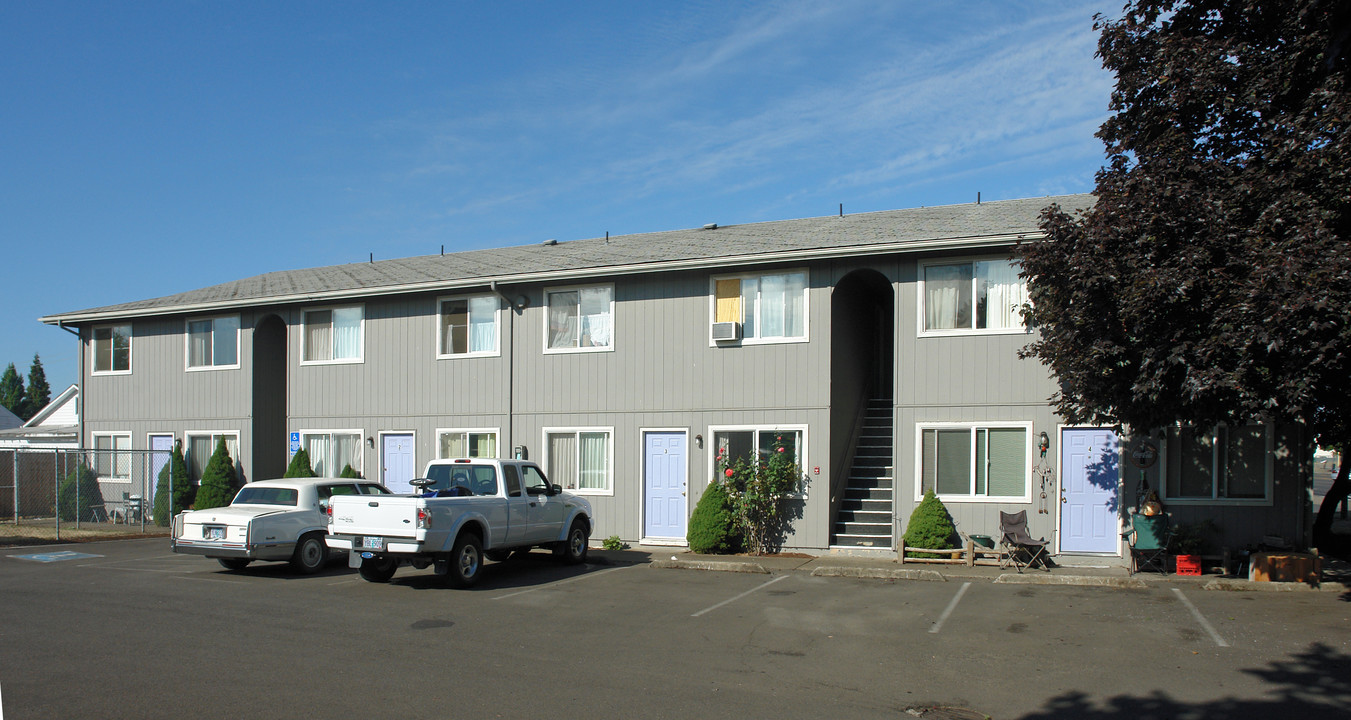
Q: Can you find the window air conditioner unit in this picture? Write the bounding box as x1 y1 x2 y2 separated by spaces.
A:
711 322 742 341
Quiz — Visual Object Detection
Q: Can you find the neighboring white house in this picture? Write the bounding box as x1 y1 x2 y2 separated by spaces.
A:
0 384 79 450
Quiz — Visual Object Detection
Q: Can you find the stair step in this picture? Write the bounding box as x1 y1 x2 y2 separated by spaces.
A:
830 534 893 548
844 487 893 501
837 510 891 524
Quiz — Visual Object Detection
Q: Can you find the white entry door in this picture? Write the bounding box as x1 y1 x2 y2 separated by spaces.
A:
381 434 416 494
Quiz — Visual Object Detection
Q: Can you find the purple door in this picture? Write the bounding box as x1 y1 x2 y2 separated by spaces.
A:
644 432 687 539
1060 428 1120 553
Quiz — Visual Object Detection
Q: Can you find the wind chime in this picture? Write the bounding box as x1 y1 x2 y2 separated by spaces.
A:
1036 431 1054 514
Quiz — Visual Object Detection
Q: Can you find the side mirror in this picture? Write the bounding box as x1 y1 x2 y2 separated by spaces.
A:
550 484 562 496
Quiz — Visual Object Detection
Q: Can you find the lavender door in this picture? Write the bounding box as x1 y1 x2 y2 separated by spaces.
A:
381 434 415 494
1060 428 1120 553
644 432 687 539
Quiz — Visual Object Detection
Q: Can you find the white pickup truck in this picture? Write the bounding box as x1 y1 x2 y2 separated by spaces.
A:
325 458 594 587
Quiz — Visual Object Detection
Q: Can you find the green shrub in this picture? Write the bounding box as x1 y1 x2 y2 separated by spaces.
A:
152 441 193 526
601 535 627 551
339 463 362 479
688 478 741 554
193 437 240 510
58 464 104 522
903 490 956 558
283 448 316 478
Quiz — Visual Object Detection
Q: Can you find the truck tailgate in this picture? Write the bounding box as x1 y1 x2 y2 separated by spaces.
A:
330 495 420 538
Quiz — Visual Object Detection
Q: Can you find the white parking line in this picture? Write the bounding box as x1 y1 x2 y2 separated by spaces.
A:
928 582 972 634
691 575 790 617
1172 587 1229 647
491 565 632 600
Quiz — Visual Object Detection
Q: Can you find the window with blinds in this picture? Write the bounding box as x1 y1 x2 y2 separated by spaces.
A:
920 424 1029 500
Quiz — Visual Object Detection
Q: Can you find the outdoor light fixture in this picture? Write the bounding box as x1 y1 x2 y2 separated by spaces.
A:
695 434 703 449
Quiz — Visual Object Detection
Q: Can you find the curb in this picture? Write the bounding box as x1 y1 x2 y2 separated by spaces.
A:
650 558 768 574
993 573 1147 588
1202 578 1339 592
811 566 946 582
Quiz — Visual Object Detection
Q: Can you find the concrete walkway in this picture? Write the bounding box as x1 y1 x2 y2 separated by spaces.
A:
593 545 1351 593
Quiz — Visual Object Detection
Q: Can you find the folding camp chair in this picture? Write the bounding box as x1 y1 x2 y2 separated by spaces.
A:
1123 510 1174 575
999 510 1050 572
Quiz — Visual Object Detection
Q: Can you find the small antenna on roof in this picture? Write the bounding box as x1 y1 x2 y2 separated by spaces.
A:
441 244 444 255
977 192 981 205
369 252 373 263
839 203 843 217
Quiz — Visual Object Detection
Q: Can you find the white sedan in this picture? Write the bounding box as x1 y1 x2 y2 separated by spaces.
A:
172 477 390 573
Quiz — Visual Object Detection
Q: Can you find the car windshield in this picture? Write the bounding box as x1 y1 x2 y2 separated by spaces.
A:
232 486 299 506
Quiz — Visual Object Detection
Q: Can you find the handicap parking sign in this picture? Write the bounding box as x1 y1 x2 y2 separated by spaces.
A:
290 432 300 456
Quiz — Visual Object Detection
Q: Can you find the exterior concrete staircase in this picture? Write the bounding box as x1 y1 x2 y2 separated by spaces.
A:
831 398 894 548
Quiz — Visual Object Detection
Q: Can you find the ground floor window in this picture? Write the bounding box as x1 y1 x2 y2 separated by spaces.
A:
917 423 1030 501
545 428 612 493
712 427 804 468
1164 425 1271 503
437 429 498 459
92 432 132 480
301 430 362 477
185 432 240 483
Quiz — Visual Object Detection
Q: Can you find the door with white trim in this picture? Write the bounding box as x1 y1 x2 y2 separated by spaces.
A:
381 433 416 494
644 431 688 539
1060 428 1120 554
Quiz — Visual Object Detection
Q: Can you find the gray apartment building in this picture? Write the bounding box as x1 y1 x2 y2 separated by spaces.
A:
41 194 1312 559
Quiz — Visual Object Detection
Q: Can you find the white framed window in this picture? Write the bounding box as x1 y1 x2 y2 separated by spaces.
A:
92 432 132 480
91 324 132 374
185 431 240 484
544 285 613 353
302 306 363 364
438 295 500 358
1163 425 1272 505
300 430 363 477
915 422 1032 502
919 258 1028 335
544 427 613 494
709 425 808 496
709 270 808 344
186 315 240 370
436 428 499 459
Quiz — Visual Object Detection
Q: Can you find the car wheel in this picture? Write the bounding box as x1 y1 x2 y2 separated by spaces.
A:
290 533 328 574
358 556 398 583
217 558 251 571
555 520 589 565
447 533 483 588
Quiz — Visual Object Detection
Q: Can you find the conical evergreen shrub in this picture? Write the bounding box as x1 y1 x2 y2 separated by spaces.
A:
58 464 104 522
152 441 193 526
687 479 741 554
193 438 240 510
903 489 956 558
339 463 362 479
283 448 316 478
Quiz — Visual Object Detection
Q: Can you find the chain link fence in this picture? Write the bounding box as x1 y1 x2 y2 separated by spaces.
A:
0 448 183 546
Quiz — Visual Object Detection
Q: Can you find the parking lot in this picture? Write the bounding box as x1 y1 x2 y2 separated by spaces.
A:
1 539 1349 719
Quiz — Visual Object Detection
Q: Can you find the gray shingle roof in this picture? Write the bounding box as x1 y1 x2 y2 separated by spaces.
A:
42 194 1093 323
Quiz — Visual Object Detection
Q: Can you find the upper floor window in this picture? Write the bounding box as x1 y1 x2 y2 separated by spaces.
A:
711 271 807 343
1164 425 1271 504
439 295 499 357
545 285 613 352
918 423 1031 502
92 324 131 374
303 306 363 364
921 259 1027 334
187 315 240 370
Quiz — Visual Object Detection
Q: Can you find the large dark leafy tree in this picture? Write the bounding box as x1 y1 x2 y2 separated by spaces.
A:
1019 0 1350 545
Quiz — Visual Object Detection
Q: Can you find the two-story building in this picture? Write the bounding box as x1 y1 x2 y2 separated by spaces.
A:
41 194 1312 559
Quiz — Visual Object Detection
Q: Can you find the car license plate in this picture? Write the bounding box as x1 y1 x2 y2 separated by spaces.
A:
361 536 383 550
204 526 225 541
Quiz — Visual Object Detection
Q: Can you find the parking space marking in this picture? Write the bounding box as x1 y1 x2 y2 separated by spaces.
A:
691 574 789 617
76 564 184 573
9 551 103 563
491 565 633 600
1172 587 1229 647
928 581 971 634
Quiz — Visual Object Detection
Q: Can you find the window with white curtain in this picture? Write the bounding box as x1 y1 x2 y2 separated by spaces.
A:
437 430 498 459
921 259 1027 334
545 286 613 352
545 428 612 493
711 271 807 342
439 295 499 357
1164 425 1271 503
301 431 362 477
92 432 132 480
917 423 1031 501
303 306 363 363
92 324 132 374
186 315 240 369
185 432 240 483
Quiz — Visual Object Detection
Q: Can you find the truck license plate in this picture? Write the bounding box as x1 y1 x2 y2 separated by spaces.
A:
361 536 383 550
204 526 225 541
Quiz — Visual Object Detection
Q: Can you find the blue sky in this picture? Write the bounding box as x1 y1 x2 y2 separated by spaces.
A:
1 1 1118 393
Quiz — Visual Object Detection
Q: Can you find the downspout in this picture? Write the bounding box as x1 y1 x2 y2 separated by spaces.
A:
489 282 526 459
56 321 82 453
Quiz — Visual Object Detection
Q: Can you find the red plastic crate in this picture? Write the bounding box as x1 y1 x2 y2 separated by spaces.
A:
1175 555 1202 576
